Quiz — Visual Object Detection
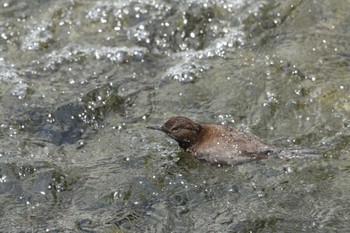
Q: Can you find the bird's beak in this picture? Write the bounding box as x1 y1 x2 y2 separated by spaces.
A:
146 125 163 131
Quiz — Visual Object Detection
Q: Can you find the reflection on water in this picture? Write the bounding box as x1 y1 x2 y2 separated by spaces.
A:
0 0 349 232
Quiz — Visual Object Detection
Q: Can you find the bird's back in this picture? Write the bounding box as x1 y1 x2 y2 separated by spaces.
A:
188 124 276 165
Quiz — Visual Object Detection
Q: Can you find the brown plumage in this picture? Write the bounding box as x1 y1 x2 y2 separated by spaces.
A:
147 116 320 166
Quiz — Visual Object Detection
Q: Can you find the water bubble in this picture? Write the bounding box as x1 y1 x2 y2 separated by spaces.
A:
0 176 7 182
1 33 7 40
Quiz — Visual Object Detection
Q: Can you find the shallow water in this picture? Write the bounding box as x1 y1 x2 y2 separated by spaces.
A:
0 0 349 232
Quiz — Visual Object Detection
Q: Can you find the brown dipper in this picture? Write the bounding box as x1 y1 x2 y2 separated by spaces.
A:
147 116 319 166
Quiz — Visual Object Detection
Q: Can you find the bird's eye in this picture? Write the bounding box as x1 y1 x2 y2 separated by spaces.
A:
172 126 180 132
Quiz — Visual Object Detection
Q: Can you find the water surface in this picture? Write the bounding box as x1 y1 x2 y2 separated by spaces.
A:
0 0 349 232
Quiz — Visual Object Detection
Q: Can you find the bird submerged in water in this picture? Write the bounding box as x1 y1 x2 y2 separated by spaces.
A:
147 116 319 166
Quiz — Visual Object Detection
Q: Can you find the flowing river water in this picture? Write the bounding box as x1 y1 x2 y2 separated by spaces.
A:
0 0 349 232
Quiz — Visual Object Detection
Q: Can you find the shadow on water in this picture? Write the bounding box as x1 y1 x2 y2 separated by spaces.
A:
9 83 138 146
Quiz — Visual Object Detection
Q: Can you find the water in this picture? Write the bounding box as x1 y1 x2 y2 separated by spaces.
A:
0 0 349 232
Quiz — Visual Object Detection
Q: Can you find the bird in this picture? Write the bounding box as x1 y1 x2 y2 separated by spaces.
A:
147 116 319 166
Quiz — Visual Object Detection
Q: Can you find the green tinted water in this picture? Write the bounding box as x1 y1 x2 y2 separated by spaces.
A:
0 0 349 232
